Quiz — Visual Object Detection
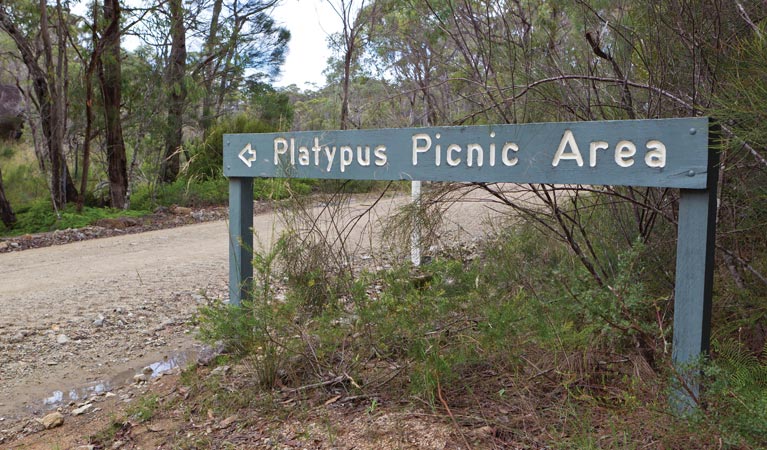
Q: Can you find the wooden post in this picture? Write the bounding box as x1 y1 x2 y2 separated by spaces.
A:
228 177 253 306
411 180 421 266
671 128 719 411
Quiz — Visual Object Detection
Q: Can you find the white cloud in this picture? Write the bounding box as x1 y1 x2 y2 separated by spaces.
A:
271 0 341 89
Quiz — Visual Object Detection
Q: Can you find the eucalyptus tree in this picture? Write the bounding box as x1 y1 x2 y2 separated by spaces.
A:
193 0 290 133
365 0 453 126
98 0 129 208
0 166 14 227
326 0 380 129
0 0 79 209
160 0 187 182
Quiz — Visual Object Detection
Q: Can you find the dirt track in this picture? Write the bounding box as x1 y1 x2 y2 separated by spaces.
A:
0 193 500 426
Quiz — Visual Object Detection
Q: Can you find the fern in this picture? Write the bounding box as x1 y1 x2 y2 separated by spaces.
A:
707 338 767 447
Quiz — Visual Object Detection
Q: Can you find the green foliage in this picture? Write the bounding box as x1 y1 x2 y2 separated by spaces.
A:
129 176 313 211
0 142 48 207
702 339 767 447
126 394 160 423
186 114 275 180
130 177 230 210
0 199 147 236
246 78 294 130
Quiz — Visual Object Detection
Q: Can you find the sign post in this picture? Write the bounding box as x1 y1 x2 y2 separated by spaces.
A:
225 118 717 409
228 177 253 306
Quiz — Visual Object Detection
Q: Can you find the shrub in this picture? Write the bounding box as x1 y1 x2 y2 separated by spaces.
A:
186 114 274 180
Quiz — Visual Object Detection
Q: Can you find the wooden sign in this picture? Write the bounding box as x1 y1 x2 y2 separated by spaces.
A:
225 117 718 411
224 118 710 189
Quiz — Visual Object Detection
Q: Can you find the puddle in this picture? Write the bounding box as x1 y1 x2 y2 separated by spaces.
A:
42 381 113 407
34 350 194 413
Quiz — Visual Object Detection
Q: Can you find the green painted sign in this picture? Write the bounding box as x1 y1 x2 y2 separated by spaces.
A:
225 117 718 412
225 118 710 189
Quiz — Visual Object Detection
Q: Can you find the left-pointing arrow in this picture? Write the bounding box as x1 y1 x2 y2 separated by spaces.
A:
238 143 257 167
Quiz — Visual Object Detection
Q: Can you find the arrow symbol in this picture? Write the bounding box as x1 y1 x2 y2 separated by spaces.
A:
238 143 257 167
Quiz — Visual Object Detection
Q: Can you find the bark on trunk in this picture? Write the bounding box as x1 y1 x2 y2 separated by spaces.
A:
0 167 16 228
200 0 223 133
99 0 129 209
160 0 187 183
0 5 77 209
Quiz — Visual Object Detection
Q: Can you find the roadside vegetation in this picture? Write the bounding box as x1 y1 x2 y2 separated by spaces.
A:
83 186 766 448
2 0 767 448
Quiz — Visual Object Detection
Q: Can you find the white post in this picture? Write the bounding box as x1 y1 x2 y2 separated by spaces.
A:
411 180 421 266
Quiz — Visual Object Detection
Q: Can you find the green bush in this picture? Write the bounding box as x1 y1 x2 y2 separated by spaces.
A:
130 177 229 210
1 199 148 235
130 176 315 211
702 339 767 447
186 114 274 180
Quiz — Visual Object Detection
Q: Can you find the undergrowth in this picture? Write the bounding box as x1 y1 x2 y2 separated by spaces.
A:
193 195 767 448
0 200 148 236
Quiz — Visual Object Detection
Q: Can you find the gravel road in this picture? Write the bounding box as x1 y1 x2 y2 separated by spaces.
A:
0 192 500 424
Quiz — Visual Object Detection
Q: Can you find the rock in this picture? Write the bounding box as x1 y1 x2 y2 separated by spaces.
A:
0 242 8 251
170 205 192 215
8 332 25 343
197 343 225 366
72 403 92 416
133 367 153 383
56 334 70 344
39 411 64 429
112 440 125 449
216 415 238 429
76 446 96 450
477 425 495 436
93 315 106 327
133 373 149 383
191 210 205 221
211 365 231 376
93 217 139 230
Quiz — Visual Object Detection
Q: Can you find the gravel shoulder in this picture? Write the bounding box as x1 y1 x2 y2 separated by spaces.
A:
0 219 231 422
0 191 502 444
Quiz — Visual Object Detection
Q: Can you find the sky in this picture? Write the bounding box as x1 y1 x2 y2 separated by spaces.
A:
271 0 341 89
71 0 342 90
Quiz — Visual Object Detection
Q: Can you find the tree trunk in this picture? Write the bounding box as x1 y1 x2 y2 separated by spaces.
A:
341 49 352 130
98 0 129 209
0 167 16 228
0 4 77 210
160 0 187 183
200 0 223 133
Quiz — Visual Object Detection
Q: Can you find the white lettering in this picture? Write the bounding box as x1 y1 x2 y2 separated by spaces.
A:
273 138 289 165
289 138 296 165
552 129 584 167
645 140 666 168
489 132 496 167
374 145 387 166
502 142 518 166
357 145 371 166
615 140 636 167
412 133 431 166
467 144 483 167
589 141 609 167
447 144 462 167
324 146 337 172
298 146 310 165
435 134 441 167
340 145 353 172
312 138 322 166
